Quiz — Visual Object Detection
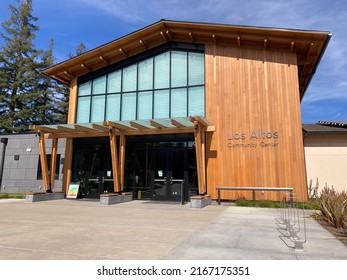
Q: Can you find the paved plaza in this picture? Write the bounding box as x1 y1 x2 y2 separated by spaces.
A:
0 199 346 260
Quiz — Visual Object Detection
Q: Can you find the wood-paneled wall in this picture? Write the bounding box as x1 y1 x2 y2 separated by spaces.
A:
205 45 308 201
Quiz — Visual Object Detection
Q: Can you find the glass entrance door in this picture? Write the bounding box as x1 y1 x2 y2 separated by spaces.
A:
72 142 113 199
151 148 186 201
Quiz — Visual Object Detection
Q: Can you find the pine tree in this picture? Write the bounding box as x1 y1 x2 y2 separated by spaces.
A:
0 0 41 132
0 0 64 132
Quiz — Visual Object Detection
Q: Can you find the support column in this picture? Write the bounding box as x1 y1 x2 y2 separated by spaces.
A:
194 122 207 195
119 134 126 191
62 138 73 194
109 129 120 193
50 138 58 191
38 132 50 192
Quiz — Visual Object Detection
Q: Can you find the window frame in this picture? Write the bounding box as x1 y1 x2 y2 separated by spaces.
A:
76 43 205 123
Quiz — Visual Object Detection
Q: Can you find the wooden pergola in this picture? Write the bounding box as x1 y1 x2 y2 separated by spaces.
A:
30 116 215 195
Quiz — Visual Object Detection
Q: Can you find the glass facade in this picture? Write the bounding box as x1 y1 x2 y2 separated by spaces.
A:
76 50 205 123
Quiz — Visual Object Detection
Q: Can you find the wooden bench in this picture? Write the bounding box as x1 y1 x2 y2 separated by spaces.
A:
99 192 132 205
190 195 211 208
216 186 294 205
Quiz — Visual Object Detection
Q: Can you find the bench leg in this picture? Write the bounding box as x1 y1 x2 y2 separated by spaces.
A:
252 190 255 202
218 189 221 205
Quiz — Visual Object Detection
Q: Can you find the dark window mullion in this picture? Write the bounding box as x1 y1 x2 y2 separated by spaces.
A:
104 74 108 121
136 62 139 120
169 51 172 118
89 80 94 122
152 57 155 119
120 69 123 121
186 51 189 117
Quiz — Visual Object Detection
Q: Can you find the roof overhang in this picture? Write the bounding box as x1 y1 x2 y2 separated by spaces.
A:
29 116 215 139
43 19 331 100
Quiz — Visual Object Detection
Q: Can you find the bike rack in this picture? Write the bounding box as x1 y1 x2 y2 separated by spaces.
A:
279 192 307 250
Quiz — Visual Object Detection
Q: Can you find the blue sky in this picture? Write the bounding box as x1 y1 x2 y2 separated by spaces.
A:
0 0 346 124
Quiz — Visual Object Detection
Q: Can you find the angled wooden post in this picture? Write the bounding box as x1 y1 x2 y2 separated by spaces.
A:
62 138 73 194
50 137 58 190
193 121 206 195
109 129 120 193
119 134 126 191
38 131 50 192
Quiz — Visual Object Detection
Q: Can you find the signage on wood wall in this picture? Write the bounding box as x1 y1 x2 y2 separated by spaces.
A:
227 129 280 148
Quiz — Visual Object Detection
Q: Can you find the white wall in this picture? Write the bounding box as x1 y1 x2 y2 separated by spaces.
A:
304 134 347 194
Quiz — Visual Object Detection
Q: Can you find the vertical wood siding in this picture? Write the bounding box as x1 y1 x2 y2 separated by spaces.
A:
205 45 307 201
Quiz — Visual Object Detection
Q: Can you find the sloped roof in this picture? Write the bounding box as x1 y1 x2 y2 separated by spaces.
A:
43 19 331 99
302 123 347 135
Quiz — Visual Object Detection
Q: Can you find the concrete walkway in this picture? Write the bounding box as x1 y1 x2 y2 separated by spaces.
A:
0 199 346 260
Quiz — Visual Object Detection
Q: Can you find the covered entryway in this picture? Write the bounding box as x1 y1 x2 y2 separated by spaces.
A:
30 116 214 200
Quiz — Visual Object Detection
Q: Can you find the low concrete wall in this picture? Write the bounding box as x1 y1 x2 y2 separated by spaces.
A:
26 192 65 203
100 193 132 205
190 195 211 208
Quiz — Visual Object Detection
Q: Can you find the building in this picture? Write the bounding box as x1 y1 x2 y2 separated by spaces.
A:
303 121 347 194
14 20 330 202
0 133 65 193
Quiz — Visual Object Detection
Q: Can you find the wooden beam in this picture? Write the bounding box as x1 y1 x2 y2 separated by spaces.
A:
109 129 120 193
290 41 295 52
50 138 58 190
160 31 168 41
44 132 108 139
74 124 99 133
123 126 194 136
188 32 194 42
171 118 185 128
306 42 315 60
52 75 70 85
57 125 76 133
63 70 74 79
130 121 149 130
100 56 109 65
195 116 213 127
150 120 167 129
91 123 109 132
38 132 50 192
119 47 128 57
166 30 173 40
33 125 58 134
212 34 217 45
139 39 148 49
106 121 136 131
119 134 126 191
81 63 91 72
237 36 241 47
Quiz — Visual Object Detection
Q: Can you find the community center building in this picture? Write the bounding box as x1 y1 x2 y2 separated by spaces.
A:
1 20 331 202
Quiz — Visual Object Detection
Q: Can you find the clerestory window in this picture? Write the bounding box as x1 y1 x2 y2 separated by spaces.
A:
76 49 205 123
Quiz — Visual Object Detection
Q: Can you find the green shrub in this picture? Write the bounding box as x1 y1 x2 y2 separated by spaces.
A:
319 186 347 229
